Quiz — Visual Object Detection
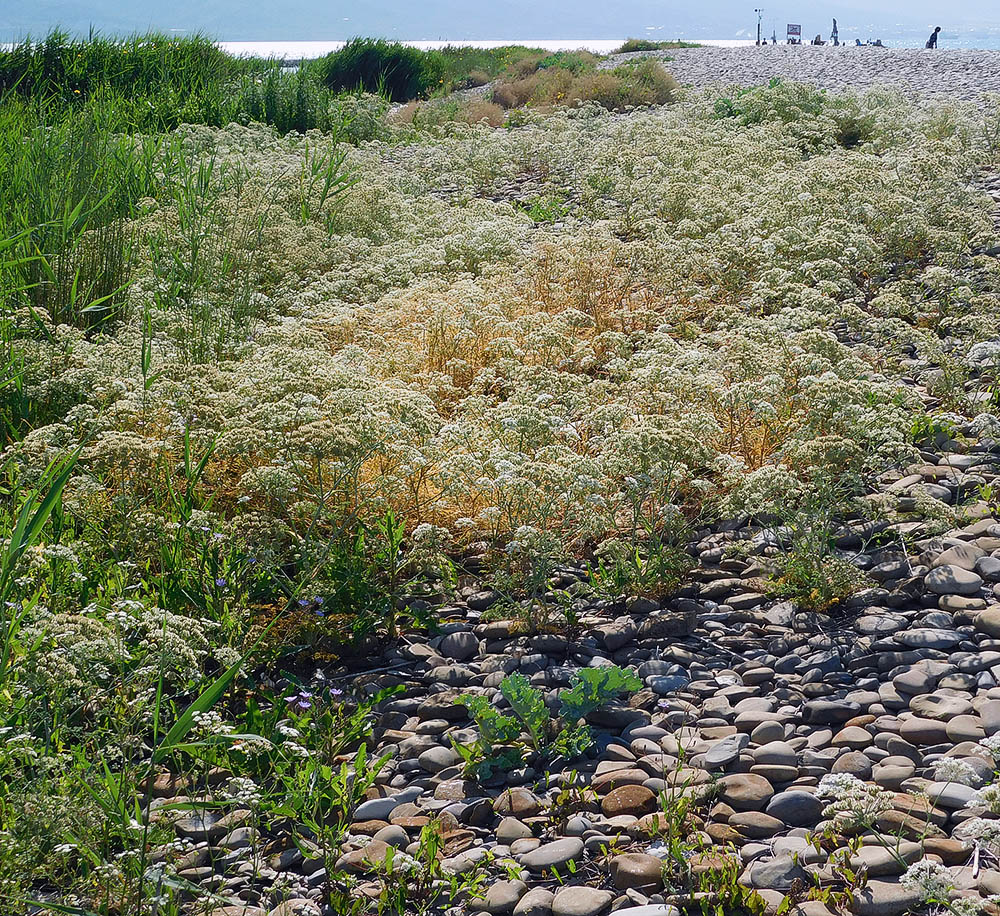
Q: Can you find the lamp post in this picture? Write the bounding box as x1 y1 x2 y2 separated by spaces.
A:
755 8 763 45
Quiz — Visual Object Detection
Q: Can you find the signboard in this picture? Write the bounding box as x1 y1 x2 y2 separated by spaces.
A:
787 23 801 36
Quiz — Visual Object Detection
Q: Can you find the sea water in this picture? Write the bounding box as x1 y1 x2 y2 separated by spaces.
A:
219 30 1000 61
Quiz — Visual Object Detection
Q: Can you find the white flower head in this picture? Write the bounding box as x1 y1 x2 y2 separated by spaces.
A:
979 735 1000 760
968 783 1000 814
816 773 893 829
933 757 982 787
900 859 953 903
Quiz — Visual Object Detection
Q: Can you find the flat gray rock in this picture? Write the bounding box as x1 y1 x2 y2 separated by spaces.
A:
518 838 585 874
704 733 749 768
894 627 963 649
925 564 983 596
551 886 613 916
851 880 923 916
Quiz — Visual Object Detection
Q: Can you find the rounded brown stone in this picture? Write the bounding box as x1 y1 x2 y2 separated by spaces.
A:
899 716 949 745
706 822 742 844
887 793 948 828
601 784 657 818
610 852 665 891
591 768 650 793
730 810 784 839
831 726 873 750
832 751 874 780
923 836 973 865
717 773 774 811
749 764 799 783
494 787 542 818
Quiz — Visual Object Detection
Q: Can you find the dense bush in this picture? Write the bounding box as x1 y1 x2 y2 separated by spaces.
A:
713 79 880 150
615 38 701 52
315 37 443 102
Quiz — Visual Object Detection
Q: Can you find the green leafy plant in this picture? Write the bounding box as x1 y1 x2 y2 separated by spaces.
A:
517 192 573 223
316 38 443 102
456 666 640 778
910 412 958 449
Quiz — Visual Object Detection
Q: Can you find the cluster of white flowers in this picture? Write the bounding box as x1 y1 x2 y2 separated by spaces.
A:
10 83 994 577
192 711 233 738
281 740 311 760
979 735 1000 760
968 782 1000 814
230 734 272 756
224 776 262 808
957 817 1000 852
816 773 894 829
899 859 953 903
933 757 982 787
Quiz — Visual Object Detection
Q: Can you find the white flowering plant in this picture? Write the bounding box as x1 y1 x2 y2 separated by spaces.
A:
816 773 895 832
5 55 1000 914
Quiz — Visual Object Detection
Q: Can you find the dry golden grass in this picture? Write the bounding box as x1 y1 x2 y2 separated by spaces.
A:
492 59 679 111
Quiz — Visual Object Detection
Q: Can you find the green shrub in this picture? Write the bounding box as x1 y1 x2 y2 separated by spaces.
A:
534 50 598 75
456 667 642 778
316 38 443 102
713 79 877 151
615 38 701 53
770 548 867 612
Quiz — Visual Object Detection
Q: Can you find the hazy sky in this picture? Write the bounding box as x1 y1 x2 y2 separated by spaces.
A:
5 1 999 42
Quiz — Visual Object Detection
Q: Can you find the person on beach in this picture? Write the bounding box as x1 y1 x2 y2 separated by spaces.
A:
831 18 839 46
926 26 941 48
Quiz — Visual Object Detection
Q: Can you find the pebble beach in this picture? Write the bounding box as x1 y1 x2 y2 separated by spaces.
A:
606 46 1000 100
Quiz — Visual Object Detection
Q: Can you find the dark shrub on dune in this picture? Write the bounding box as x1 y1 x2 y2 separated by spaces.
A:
316 38 445 102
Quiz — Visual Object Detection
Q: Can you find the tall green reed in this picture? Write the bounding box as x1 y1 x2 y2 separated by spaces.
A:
0 96 174 329
149 151 270 363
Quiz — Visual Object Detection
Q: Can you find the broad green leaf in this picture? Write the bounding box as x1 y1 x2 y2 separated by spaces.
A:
559 665 641 722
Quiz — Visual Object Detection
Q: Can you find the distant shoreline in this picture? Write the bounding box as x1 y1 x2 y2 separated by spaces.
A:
218 36 1000 59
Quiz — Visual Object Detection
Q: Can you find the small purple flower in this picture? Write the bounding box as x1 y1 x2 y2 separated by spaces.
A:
288 690 313 711
314 596 324 605
297 598 310 607
215 577 227 588
315 608 325 617
329 687 343 698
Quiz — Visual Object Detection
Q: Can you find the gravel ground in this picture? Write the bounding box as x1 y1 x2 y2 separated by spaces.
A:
602 46 1000 100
